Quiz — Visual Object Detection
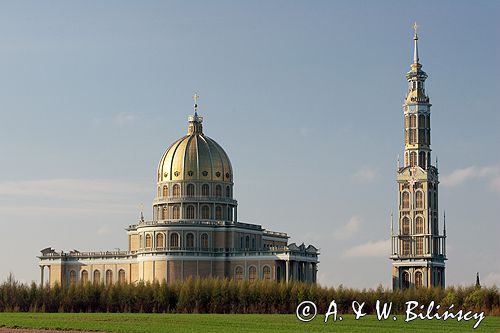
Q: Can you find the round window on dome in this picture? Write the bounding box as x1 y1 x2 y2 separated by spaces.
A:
164 173 168 177
225 172 230 179
202 171 208 176
188 171 193 177
174 171 180 177
216 172 221 178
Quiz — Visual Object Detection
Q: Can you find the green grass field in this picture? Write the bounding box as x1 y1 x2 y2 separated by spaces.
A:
0 313 499 333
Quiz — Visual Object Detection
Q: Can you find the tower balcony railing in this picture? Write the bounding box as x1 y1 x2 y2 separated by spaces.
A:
389 253 446 260
390 234 446 259
153 196 237 205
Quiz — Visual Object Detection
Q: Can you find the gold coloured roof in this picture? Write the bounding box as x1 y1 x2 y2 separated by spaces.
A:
157 116 233 183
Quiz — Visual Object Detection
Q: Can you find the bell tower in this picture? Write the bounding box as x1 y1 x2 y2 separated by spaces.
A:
390 24 447 289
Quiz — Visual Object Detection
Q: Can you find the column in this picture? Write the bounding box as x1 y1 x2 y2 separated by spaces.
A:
285 260 289 283
40 266 44 287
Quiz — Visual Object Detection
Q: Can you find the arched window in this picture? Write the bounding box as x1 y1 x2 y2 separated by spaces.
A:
415 271 423 288
235 266 244 281
249 266 257 282
215 185 222 197
69 270 77 285
215 206 222 219
105 270 113 285
402 217 410 235
416 237 423 255
418 114 425 128
412 129 418 144
403 271 410 289
226 186 231 198
156 233 165 248
118 269 126 284
416 191 423 209
162 185 168 197
81 270 88 284
402 192 410 209
170 233 179 248
403 239 411 255
263 266 271 280
201 205 210 219
158 186 161 197
173 206 180 219
410 152 417 166
145 234 152 248
200 233 209 250
162 206 168 220
93 270 101 284
419 151 426 168
251 238 255 250
186 233 195 249
187 184 195 197
410 115 417 128
245 235 250 249
186 205 195 219
173 184 180 197
202 184 209 196
415 216 424 234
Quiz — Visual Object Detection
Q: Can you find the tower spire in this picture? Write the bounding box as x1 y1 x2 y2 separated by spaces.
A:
413 22 419 64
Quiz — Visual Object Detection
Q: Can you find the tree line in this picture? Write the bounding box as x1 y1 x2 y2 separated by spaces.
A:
0 275 498 315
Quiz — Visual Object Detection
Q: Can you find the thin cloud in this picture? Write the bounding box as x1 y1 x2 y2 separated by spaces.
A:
441 165 499 188
0 179 149 218
352 167 379 182
113 112 139 125
333 216 361 240
342 239 390 258
0 179 149 201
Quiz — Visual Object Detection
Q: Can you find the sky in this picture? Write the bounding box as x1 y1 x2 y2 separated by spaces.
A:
0 0 499 289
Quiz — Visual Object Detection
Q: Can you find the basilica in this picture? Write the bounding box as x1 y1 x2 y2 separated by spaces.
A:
38 100 319 286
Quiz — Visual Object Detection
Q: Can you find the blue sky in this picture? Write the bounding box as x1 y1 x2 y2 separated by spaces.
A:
0 1 499 288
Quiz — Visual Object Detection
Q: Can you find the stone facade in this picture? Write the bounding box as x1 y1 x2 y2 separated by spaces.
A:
38 106 319 287
390 26 447 289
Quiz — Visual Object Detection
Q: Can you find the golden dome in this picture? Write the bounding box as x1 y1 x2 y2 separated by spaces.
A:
157 114 233 183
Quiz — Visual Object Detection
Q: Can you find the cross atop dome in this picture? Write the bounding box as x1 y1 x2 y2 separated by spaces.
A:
188 92 203 134
193 93 199 115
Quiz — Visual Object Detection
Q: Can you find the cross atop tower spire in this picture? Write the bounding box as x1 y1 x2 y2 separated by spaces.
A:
413 22 419 64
